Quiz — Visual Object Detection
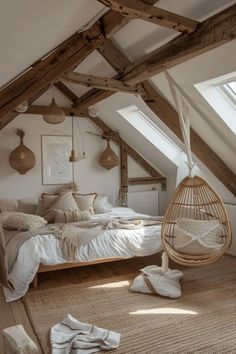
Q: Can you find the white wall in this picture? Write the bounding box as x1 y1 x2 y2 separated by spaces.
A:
0 114 121 205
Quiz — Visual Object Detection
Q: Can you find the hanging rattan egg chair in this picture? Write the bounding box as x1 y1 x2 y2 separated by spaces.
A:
161 175 232 267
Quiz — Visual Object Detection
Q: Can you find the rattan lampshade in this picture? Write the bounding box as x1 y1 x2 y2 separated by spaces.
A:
99 139 119 170
161 176 232 267
9 129 36 175
43 98 65 124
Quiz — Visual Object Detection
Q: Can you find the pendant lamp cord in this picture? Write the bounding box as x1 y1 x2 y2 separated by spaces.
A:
165 71 195 177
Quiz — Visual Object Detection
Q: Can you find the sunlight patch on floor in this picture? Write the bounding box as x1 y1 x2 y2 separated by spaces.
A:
129 308 198 315
88 280 130 289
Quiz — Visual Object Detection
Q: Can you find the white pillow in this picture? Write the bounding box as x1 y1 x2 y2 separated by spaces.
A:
94 195 113 214
73 193 97 214
3 212 47 231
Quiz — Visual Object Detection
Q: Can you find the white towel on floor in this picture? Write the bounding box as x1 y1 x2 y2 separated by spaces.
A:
130 265 183 299
50 314 121 354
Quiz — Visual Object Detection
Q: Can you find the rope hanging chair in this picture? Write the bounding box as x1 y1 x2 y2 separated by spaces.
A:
161 72 232 267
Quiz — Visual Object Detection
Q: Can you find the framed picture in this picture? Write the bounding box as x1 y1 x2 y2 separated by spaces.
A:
41 135 72 185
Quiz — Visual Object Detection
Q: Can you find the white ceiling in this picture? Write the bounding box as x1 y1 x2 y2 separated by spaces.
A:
0 0 105 87
1 0 235 88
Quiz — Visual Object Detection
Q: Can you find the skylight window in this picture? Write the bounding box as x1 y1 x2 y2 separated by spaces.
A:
221 80 236 105
117 105 182 164
195 73 236 135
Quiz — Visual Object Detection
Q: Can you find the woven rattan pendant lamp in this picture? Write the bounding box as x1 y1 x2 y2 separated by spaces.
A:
161 72 232 267
43 84 65 124
9 129 36 175
99 138 119 170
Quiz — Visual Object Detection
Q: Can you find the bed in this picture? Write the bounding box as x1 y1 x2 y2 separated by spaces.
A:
3 207 163 302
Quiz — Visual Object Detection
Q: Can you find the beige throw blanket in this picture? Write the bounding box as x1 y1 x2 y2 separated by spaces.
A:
51 218 162 261
0 217 162 289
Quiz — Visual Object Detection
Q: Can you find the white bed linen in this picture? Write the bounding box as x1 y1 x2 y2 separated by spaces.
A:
4 208 162 302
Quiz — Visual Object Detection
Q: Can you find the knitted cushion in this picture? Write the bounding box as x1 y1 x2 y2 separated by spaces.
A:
54 209 91 223
3 213 47 231
43 192 79 223
173 218 223 255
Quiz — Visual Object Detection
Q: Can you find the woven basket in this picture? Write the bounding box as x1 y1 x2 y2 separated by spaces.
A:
9 130 36 175
161 176 232 266
99 139 119 170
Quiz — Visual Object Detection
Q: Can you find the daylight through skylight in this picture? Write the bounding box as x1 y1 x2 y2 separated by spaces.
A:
195 73 236 135
117 105 182 165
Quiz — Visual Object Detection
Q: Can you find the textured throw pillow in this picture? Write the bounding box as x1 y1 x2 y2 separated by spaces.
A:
173 218 223 256
73 193 97 214
43 192 79 223
54 209 92 223
0 198 18 212
17 197 39 215
3 213 47 231
94 195 113 214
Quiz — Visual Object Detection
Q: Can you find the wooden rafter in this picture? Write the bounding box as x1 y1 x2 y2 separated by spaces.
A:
61 71 145 95
25 105 88 117
122 4 236 85
142 81 236 196
97 36 130 74
54 81 80 105
75 39 131 109
78 36 236 196
98 0 198 33
0 85 51 130
100 0 160 38
0 25 103 121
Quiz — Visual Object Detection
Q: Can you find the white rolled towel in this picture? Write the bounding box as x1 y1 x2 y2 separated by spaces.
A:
130 265 183 299
50 314 121 354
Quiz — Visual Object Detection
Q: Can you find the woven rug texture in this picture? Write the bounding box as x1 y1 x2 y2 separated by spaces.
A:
24 260 236 354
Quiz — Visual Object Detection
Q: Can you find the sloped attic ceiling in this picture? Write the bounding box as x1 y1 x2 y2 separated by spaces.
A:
0 0 106 87
0 0 236 199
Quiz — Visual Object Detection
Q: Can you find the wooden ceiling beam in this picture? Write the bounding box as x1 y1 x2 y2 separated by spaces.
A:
54 81 81 105
122 4 236 85
76 36 131 109
98 0 198 33
100 0 160 37
84 37 236 196
0 24 103 122
97 36 130 74
0 84 51 130
77 89 114 109
61 71 145 95
25 105 88 117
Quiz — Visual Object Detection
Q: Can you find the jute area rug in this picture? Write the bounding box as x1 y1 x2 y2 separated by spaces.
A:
24 259 236 354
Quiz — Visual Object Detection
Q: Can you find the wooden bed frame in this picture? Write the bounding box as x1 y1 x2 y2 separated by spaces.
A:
32 258 123 288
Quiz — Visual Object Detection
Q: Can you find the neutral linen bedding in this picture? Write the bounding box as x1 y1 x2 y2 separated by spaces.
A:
3 208 163 302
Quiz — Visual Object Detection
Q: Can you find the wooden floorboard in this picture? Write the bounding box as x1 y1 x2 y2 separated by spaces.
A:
0 254 235 353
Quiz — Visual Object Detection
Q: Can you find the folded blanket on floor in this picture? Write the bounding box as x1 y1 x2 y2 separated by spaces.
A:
50 314 120 354
130 265 183 299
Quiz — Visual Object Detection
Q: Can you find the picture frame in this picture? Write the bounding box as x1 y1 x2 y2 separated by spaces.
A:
41 135 72 185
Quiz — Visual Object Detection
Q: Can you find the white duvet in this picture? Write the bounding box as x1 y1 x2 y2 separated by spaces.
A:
4 208 163 302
